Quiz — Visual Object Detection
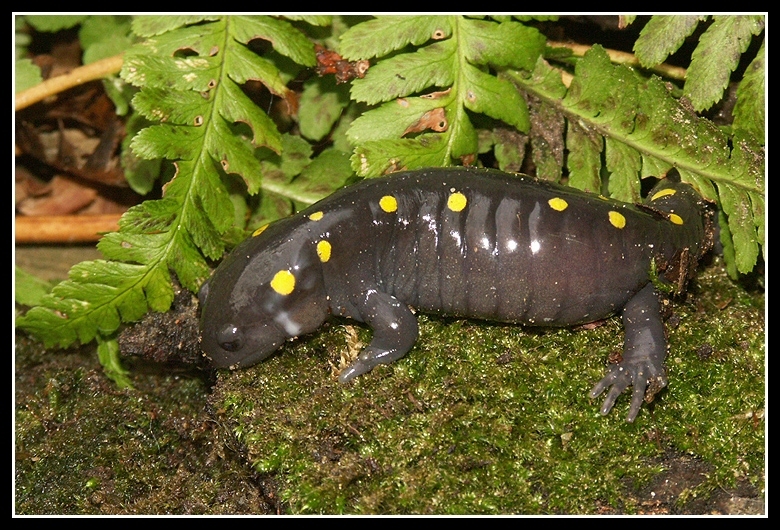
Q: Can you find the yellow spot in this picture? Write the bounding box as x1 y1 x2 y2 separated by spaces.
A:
270 270 295 295
252 224 269 237
669 213 684 225
548 197 568 211
448 191 467 212
651 188 677 201
309 211 324 221
379 195 398 213
317 240 332 262
608 211 626 229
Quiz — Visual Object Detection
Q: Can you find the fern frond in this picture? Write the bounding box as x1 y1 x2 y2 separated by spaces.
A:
17 15 317 350
509 45 764 274
633 14 765 112
341 15 545 176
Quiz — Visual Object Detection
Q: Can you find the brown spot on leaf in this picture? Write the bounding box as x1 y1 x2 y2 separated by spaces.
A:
460 153 477 166
402 107 448 136
421 88 451 100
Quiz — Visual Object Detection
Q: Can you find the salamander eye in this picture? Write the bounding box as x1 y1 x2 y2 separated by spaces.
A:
217 323 244 352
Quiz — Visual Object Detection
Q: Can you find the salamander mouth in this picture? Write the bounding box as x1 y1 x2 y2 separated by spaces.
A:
221 349 272 369
204 334 284 370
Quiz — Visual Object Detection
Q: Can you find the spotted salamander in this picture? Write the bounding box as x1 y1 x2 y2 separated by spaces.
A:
199 167 713 421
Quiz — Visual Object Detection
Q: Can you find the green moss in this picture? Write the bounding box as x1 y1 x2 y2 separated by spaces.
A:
210 258 764 514
14 339 276 514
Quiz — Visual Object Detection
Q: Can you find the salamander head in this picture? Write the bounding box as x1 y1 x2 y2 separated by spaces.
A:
642 172 716 291
645 174 715 257
198 223 329 369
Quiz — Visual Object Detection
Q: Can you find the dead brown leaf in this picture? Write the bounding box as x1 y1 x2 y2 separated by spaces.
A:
16 175 98 216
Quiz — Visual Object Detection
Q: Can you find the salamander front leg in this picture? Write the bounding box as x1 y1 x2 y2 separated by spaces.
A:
338 290 419 382
590 283 668 422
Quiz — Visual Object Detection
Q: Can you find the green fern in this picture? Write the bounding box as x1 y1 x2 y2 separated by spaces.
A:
508 44 763 274
16 15 321 357
341 15 546 176
633 15 765 113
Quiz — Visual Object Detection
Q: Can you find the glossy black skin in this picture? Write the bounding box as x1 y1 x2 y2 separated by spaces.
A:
199 167 712 421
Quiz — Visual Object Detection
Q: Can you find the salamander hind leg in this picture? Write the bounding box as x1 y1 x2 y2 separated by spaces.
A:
338 290 419 382
589 283 668 422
